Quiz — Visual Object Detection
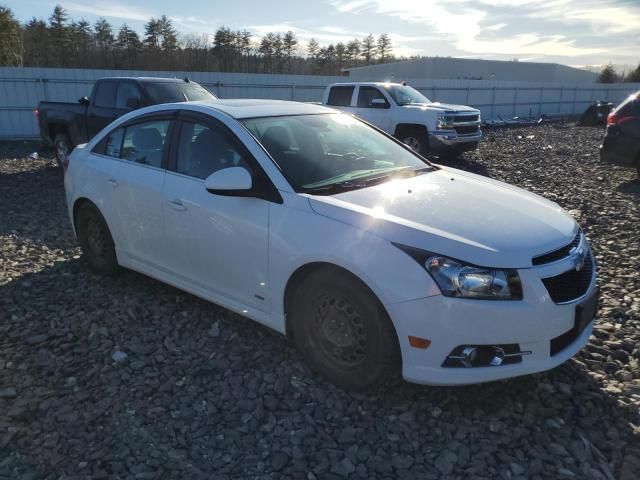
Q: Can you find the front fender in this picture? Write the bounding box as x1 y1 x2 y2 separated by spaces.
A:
268 193 439 322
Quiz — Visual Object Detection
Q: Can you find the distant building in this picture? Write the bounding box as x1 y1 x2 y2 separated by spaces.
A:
343 57 598 83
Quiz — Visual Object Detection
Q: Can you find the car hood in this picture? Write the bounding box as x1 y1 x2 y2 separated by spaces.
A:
307 167 577 268
402 102 479 113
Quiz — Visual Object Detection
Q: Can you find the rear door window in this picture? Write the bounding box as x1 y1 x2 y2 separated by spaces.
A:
93 81 118 108
121 120 171 168
327 86 355 107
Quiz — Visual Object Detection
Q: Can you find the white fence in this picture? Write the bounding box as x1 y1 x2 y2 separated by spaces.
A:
1 67 639 139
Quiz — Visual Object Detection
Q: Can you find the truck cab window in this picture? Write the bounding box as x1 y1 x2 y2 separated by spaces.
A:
116 82 142 109
93 81 118 108
327 86 354 107
357 87 389 108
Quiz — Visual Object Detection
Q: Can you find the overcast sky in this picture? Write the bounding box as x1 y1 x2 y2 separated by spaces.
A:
8 0 640 68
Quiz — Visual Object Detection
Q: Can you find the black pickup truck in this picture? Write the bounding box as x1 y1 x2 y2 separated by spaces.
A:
37 77 217 168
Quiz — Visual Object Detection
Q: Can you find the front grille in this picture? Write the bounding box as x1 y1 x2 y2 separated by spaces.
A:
454 125 480 135
542 253 594 303
455 114 479 123
532 233 581 265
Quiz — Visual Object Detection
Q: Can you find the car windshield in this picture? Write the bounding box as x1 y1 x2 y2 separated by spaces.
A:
382 84 431 106
242 113 434 194
145 82 216 103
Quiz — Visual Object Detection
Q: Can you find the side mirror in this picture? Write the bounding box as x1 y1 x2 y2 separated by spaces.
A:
79 96 90 105
205 167 253 195
370 98 389 109
125 97 140 109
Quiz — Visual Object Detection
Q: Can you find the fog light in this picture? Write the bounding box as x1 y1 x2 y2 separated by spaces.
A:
443 344 530 368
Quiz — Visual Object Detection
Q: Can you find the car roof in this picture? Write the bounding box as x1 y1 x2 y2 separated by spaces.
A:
328 82 403 87
99 77 197 83
186 99 336 119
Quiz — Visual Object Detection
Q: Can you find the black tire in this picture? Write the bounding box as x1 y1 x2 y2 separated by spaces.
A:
290 268 400 390
54 133 72 170
76 203 119 275
397 126 429 157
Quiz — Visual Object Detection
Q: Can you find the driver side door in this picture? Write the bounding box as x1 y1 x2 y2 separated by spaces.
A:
352 86 392 132
162 112 271 312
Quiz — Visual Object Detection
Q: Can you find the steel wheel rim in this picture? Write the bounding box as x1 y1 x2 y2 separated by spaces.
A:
312 293 368 366
56 139 69 168
86 215 107 259
403 136 421 152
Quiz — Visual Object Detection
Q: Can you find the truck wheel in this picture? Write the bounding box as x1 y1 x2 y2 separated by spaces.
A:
76 203 119 275
54 133 72 171
290 267 400 390
398 127 429 156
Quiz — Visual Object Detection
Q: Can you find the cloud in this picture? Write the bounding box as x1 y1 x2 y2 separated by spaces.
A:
330 0 615 58
486 23 507 31
529 0 640 34
64 1 154 22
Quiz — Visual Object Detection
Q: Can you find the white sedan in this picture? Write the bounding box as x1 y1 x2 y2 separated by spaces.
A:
64 99 598 389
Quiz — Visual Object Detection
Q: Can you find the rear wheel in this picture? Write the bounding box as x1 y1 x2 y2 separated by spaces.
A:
54 133 72 171
76 203 118 275
290 268 400 390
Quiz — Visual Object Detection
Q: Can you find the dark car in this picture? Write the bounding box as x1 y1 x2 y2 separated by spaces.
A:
37 77 218 169
600 91 640 177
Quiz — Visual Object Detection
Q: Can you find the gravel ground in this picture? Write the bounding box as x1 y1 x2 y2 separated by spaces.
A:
1 124 639 480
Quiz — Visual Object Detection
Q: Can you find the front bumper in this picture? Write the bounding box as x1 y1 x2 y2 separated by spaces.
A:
430 131 482 154
387 257 597 386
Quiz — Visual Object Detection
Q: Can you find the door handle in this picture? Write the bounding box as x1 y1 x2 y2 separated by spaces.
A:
168 199 187 211
107 178 118 187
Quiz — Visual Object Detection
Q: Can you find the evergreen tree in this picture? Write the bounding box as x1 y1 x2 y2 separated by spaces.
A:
346 39 360 67
70 19 92 66
626 64 640 83
94 18 114 68
377 33 392 63
115 24 141 68
597 64 619 83
361 34 375 65
48 5 71 64
283 31 298 73
158 15 177 52
144 18 162 50
0 6 22 66
22 18 49 66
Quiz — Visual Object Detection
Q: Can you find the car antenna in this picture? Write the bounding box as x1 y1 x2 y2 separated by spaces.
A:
184 76 191 83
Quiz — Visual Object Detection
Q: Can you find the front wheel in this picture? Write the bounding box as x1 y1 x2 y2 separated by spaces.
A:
398 127 430 156
290 268 400 390
76 203 119 275
53 133 72 171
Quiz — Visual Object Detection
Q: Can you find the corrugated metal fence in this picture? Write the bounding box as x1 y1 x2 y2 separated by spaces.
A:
1 67 639 139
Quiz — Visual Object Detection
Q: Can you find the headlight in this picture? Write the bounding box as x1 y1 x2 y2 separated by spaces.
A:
436 113 455 130
426 256 522 300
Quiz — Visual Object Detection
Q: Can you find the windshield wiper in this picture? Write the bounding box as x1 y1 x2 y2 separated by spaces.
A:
300 166 435 195
299 180 367 195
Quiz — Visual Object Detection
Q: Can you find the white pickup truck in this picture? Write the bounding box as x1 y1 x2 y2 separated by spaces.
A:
321 82 482 157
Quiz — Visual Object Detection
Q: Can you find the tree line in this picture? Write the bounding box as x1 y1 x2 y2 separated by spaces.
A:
597 63 640 84
0 4 400 75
